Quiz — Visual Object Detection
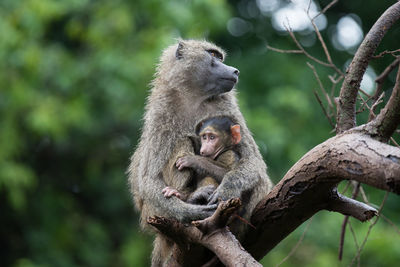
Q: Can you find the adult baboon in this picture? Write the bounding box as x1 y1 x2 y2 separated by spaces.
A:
128 39 272 266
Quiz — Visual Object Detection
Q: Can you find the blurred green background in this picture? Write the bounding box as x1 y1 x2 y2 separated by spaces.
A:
1 0 399 266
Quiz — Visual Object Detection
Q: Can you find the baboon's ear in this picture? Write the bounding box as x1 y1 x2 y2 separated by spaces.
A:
195 121 204 135
176 42 184 59
231 124 241 145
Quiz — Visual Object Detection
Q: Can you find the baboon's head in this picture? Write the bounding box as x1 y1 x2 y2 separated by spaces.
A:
156 40 239 97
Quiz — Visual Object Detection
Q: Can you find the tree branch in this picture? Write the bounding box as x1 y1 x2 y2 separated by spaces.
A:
373 57 400 102
336 1 400 133
365 64 400 141
243 133 400 260
326 192 377 222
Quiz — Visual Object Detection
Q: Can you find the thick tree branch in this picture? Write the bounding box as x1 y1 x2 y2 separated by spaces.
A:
243 133 400 260
336 1 400 133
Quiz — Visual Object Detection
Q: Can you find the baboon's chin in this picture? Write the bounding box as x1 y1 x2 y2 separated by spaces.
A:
207 87 233 98
219 83 236 93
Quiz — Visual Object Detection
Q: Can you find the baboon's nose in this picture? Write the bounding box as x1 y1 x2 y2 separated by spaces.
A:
233 69 240 76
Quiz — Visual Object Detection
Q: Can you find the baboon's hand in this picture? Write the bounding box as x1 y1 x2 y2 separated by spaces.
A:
176 155 197 170
187 185 215 204
208 186 241 205
180 203 217 222
162 186 182 199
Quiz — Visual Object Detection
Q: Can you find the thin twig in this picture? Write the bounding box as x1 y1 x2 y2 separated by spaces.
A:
373 48 400 59
348 192 389 267
308 62 334 109
275 218 313 267
307 7 344 76
358 88 371 98
368 61 400 141
368 92 384 121
347 220 361 266
380 214 400 236
357 94 369 114
373 57 400 102
314 91 335 129
314 0 339 19
284 24 333 67
339 182 360 261
390 136 400 147
359 186 369 204
340 180 352 195
266 45 303 54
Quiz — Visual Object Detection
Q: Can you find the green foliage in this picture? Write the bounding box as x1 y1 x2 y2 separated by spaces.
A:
1 0 399 266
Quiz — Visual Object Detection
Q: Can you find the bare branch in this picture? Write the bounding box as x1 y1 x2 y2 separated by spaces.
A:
266 45 303 54
326 193 378 222
307 6 344 77
368 92 385 121
373 57 400 102
347 220 361 266
336 1 400 133
285 25 332 67
349 192 389 266
391 137 400 148
373 48 400 59
308 62 334 108
314 0 339 19
338 182 361 261
380 214 400 236
375 57 400 84
366 65 400 141
314 90 335 129
276 218 313 267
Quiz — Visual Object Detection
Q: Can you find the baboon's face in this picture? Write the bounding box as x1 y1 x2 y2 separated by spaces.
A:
198 49 240 96
175 41 240 97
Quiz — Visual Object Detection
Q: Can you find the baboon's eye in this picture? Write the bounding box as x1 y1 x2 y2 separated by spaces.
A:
207 50 223 61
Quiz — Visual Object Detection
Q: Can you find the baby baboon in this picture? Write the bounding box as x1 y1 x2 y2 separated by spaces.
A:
162 116 242 205
128 40 273 266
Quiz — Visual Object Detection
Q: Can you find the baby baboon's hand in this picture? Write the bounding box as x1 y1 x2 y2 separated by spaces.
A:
176 155 196 170
162 186 182 199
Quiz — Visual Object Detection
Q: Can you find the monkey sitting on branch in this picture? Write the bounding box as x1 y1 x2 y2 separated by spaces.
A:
162 116 242 205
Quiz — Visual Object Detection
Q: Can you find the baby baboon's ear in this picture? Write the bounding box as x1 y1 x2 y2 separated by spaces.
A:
175 42 184 59
195 121 204 135
230 124 241 145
